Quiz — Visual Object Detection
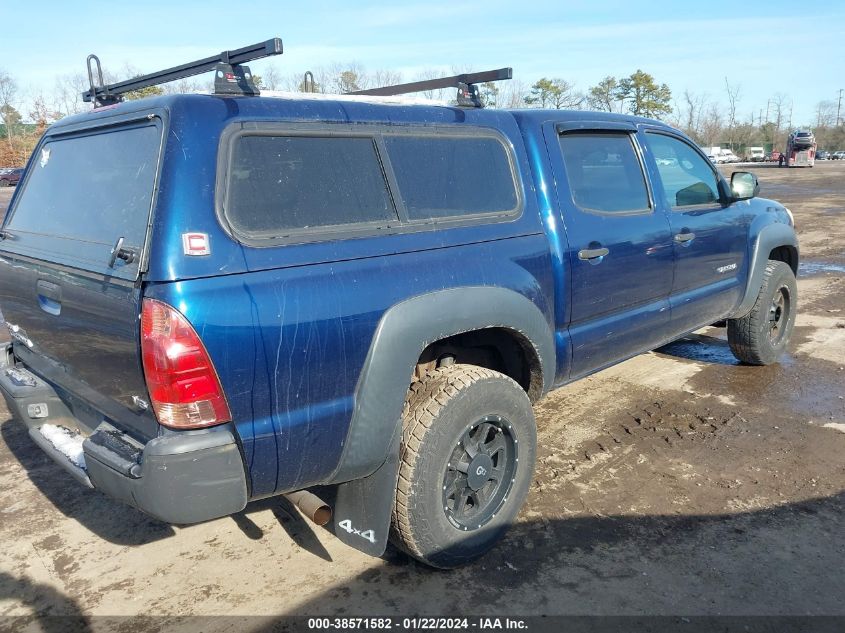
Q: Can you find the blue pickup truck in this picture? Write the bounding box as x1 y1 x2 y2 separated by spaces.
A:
0 50 798 569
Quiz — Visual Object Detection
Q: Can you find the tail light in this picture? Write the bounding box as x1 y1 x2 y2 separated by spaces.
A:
140 298 231 429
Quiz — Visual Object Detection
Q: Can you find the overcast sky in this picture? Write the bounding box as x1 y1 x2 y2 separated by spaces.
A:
2 0 843 125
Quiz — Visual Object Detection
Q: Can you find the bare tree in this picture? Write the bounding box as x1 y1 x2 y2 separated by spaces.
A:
323 62 368 94
700 103 723 147
279 71 309 93
369 69 403 91
448 64 474 76
281 66 326 94
261 64 283 91
670 90 707 141
53 72 92 118
413 68 451 100
312 66 337 94
724 78 741 149
0 71 19 149
769 92 789 150
162 78 208 95
498 80 529 109
815 100 836 128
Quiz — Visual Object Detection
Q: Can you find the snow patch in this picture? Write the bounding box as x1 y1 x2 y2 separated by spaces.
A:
794 314 845 364
39 424 86 470
822 422 845 434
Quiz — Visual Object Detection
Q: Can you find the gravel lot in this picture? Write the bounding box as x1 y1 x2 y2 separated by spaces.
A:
0 163 843 625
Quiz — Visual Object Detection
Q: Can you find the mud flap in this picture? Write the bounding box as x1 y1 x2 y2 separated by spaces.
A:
331 425 401 557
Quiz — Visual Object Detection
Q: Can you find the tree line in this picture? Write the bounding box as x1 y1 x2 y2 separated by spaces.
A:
1 63 844 166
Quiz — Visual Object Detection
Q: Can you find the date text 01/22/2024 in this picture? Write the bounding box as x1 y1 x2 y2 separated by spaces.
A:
306 617 529 630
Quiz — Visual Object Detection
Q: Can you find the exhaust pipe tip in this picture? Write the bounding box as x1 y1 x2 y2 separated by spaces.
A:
284 490 332 526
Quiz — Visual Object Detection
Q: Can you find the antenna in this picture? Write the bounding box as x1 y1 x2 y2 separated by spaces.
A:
349 68 513 107
82 38 283 107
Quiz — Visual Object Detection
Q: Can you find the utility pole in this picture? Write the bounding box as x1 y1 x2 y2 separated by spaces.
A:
838 88 843 126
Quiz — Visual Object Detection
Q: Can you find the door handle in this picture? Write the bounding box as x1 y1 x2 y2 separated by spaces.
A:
674 232 696 243
36 280 62 316
578 247 609 261
109 236 136 268
36 279 62 302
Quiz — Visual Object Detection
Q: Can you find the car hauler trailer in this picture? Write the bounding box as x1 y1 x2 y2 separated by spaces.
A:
784 130 816 167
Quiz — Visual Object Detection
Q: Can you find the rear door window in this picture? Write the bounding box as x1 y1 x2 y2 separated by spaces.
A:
558 132 650 214
383 134 519 221
224 135 398 239
2 122 162 278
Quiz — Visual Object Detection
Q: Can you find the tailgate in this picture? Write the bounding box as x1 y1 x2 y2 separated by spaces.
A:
0 116 164 440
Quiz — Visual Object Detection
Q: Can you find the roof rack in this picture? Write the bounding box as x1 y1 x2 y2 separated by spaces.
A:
82 38 283 107
348 67 512 108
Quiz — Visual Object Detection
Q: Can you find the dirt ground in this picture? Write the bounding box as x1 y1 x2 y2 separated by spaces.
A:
0 162 843 626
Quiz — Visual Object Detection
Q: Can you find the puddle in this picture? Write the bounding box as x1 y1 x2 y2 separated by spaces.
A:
799 261 845 276
656 334 740 366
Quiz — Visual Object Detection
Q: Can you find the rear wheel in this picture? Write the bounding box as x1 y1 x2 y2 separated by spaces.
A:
391 364 536 568
727 260 797 365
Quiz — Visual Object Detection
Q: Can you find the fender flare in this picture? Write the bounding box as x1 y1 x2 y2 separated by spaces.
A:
330 286 555 484
730 221 798 319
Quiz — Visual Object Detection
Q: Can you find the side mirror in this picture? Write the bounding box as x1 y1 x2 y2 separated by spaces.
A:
731 171 759 200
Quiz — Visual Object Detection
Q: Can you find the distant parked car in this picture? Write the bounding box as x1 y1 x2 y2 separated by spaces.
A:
0 168 24 187
655 157 679 166
816 150 829 160
706 149 731 163
832 151 845 160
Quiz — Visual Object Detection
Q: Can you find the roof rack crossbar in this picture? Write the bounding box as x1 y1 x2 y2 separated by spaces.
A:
348 67 512 107
82 38 283 105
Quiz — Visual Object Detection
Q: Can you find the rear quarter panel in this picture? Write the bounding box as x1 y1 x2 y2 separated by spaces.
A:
146 237 552 497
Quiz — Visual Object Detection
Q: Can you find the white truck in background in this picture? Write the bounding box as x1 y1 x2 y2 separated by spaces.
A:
703 146 722 162
745 147 765 162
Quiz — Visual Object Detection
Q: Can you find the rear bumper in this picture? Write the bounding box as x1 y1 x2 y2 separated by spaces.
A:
84 427 248 524
0 345 248 524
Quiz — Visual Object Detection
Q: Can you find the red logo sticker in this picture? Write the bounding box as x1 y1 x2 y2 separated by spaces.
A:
182 233 211 256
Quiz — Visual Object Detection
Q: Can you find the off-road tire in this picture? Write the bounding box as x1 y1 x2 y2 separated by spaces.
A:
391 364 537 569
728 260 797 365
